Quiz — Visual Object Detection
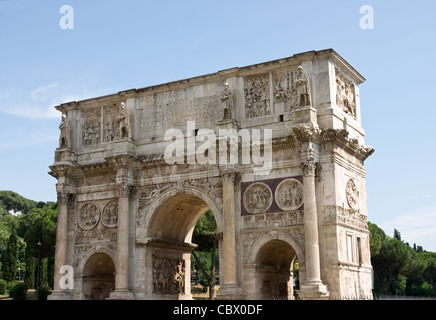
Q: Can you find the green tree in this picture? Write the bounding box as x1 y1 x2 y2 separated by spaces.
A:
23 205 57 290
420 252 436 297
0 191 37 215
191 210 218 300
2 231 18 282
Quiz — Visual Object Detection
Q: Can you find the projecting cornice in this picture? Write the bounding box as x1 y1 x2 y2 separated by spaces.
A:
287 125 374 161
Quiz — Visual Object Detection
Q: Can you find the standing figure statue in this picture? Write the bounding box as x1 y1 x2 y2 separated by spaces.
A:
220 82 233 120
295 66 311 107
118 102 131 139
59 113 70 148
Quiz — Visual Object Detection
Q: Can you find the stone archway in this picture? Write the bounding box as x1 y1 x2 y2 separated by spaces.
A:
82 252 116 300
255 240 297 300
142 190 222 299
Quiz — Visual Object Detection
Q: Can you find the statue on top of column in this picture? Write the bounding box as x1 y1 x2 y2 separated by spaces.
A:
118 102 131 139
295 66 311 107
220 82 233 120
59 113 70 148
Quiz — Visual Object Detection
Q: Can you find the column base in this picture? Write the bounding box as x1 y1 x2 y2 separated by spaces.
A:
107 289 135 300
216 283 245 300
299 282 329 300
47 290 73 300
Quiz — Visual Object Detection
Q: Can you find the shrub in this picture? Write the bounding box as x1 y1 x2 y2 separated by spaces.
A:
8 282 28 300
0 279 7 295
37 285 52 300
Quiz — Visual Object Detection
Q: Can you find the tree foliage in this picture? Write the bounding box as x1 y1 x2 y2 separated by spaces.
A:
0 193 57 294
191 209 218 300
369 221 436 297
2 232 18 282
0 191 37 215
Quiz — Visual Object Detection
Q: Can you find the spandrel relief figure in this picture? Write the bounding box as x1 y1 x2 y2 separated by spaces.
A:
295 66 311 107
220 82 233 120
118 102 131 139
59 113 70 148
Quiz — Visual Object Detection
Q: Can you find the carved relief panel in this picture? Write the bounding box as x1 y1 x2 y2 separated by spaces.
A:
275 179 303 211
76 200 118 245
345 178 359 210
79 202 100 230
335 68 357 118
152 255 185 295
241 176 304 217
82 108 101 146
103 104 121 142
273 69 298 110
102 200 118 227
243 183 273 214
245 74 271 118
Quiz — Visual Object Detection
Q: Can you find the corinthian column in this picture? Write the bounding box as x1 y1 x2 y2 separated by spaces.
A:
221 169 238 286
51 191 72 299
300 161 327 298
114 182 132 294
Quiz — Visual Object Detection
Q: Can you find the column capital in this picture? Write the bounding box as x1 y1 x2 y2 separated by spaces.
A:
116 182 136 198
301 161 316 176
57 191 76 206
220 168 241 185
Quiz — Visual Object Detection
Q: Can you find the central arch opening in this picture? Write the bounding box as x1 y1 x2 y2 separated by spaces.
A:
145 192 220 299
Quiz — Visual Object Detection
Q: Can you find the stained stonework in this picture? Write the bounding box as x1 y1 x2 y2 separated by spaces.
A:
49 49 374 300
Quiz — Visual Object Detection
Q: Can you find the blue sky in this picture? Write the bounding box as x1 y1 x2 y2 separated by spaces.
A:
0 0 435 251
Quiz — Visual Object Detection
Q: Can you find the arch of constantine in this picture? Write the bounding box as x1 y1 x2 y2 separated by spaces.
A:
49 49 374 300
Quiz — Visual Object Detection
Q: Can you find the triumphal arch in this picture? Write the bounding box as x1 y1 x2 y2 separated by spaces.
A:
49 49 374 300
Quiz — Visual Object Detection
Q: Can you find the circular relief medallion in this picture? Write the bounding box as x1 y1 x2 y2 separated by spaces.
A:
275 179 304 211
346 178 359 209
102 200 118 228
79 202 100 230
243 183 273 214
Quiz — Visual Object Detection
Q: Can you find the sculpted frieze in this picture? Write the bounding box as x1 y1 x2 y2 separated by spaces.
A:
152 255 185 295
82 108 101 147
323 205 368 230
75 227 117 245
79 202 100 230
275 179 304 211
243 183 272 214
102 200 118 227
346 179 359 210
335 68 356 118
274 70 297 109
243 210 304 229
245 75 271 119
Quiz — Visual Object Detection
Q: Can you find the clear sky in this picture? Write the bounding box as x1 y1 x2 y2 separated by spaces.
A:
0 0 435 251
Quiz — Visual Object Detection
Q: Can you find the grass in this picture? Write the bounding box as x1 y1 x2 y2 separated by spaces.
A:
0 289 37 300
191 284 219 300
